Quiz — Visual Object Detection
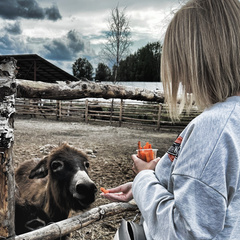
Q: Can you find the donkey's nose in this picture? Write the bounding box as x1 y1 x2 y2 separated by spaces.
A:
76 182 97 195
75 182 97 205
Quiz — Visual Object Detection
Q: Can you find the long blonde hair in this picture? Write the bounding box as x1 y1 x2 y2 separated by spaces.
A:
161 0 240 120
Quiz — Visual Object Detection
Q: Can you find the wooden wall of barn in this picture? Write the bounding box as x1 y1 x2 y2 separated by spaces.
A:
15 98 201 130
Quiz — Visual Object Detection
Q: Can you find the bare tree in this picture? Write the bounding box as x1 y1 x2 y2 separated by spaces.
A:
101 6 131 83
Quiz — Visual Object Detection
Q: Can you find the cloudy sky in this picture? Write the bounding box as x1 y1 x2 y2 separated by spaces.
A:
0 0 181 74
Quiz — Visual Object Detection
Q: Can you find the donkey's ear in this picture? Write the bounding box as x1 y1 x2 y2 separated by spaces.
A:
29 157 48 179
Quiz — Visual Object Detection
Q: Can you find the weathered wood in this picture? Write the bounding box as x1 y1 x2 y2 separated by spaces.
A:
110 99 114 124
119 99 123 127
0 57 17 238
56 100 61 120
16 79 165 102
157 104 163 131
15 202 138 240
85 99 88 123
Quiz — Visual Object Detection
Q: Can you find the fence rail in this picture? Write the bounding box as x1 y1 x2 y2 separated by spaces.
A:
15 98 202 130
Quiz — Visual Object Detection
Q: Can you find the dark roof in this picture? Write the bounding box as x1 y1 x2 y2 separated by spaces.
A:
0 54 78 83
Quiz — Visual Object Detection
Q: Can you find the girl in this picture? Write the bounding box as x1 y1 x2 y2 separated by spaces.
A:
103 0 240 239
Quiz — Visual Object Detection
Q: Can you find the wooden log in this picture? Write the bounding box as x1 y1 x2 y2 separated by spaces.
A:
15 202 138 240
0 57 17 238
16 79 165 102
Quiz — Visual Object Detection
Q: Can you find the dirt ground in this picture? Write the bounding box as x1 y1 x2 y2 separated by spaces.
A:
13 117 181 239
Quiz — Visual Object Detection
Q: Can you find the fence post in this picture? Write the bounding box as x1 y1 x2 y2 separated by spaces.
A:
85 99 89 123
119 99 123 127
0 57 17 238
57 100 62 120
157 103 162 131
110 99 114 125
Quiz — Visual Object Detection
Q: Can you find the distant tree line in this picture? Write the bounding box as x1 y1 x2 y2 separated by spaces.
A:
118 42 161 82
72 41 162 82
72 5 161 83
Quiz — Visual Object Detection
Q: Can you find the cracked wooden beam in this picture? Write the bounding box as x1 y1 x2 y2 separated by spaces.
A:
15 202 138 240
16 79 165 103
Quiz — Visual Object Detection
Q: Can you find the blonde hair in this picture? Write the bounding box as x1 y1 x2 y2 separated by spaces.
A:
161 0 240 120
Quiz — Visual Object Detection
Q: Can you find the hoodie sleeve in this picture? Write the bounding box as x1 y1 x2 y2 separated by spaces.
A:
133 99 240 239
132 100 240 240
132 170 226 240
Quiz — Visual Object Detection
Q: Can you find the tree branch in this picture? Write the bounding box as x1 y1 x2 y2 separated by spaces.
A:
15 202 138 240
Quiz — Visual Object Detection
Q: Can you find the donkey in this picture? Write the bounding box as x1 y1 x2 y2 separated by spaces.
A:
15 143 97 223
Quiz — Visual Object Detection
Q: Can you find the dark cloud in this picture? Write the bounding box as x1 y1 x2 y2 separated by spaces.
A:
43 30 86 61
45 5 62 21
0 34 29 54
4 21 22 35
0 0 61 21
67 30 85 53
44 40 73 61
0 28 92 62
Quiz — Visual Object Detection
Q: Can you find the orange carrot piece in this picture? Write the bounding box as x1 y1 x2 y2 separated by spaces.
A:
138 141 155 161
146 149 154 162
138 141 141 158
150 150 154 160
100 187 109 194
142 152 145 161
138 141 145 160
138 150 141 159
143 142 151 149
146 151 151 162
138 141 142 149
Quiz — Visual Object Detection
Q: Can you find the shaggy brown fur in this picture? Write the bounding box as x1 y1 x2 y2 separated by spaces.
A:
15 144 96 223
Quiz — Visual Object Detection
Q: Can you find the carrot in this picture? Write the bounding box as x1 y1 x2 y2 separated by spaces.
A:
140 151 146 161
145 150 151 162
138 141 144 159
146 150 154 162
138 141 155 162
100 187 109 194
143 142 149 149
138 141 142 150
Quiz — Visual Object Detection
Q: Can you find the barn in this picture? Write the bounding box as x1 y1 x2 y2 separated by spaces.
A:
0 54 78 83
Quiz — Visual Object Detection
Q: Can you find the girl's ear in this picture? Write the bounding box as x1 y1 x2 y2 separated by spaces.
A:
29 157 49 179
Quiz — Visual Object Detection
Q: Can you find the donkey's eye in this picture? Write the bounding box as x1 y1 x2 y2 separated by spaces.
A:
84 162 90 169
51 161 64 172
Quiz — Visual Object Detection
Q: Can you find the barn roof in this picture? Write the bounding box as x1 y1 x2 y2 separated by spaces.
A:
0 54 78 83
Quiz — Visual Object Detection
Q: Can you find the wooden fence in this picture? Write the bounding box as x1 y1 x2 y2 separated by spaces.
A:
15 98 202 130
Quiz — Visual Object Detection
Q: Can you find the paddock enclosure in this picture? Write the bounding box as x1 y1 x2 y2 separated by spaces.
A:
0 58 200 239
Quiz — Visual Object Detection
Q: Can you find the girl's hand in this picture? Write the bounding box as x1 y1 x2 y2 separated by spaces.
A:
101 182 133 202
132 154 160 174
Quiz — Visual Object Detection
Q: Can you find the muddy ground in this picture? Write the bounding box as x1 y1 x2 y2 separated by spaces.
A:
13 117 181 239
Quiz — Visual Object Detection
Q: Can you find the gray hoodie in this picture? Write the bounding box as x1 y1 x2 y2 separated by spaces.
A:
133 96 240 240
